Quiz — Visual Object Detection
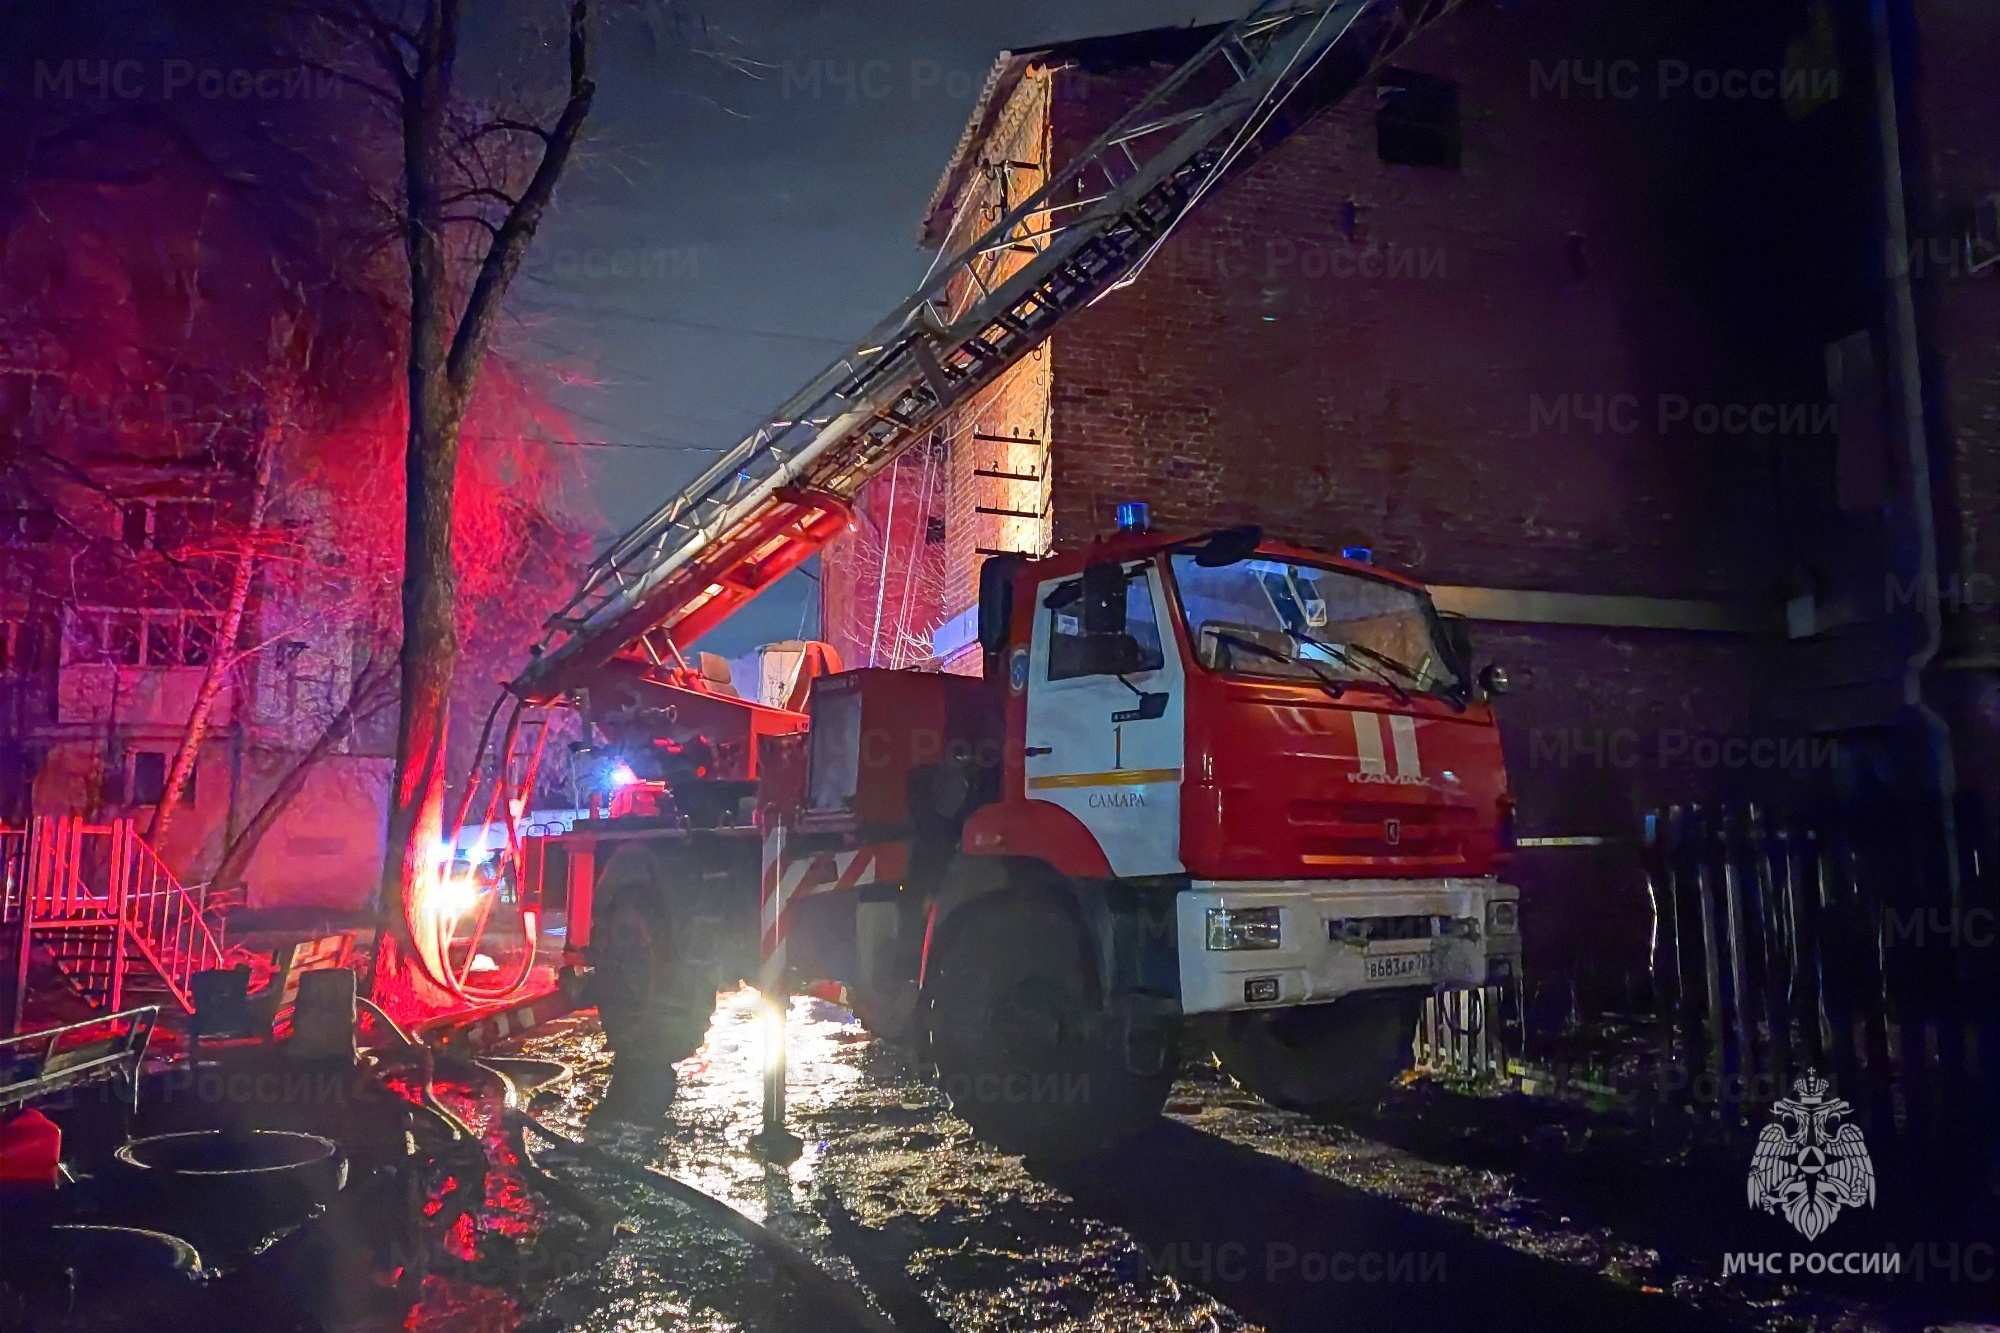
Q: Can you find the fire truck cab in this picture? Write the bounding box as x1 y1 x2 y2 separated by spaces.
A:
544 515 1521 1155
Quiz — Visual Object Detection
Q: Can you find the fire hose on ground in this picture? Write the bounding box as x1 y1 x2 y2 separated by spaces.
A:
355 997 897 1332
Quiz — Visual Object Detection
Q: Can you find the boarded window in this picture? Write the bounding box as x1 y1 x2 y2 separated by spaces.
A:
1377 69 1460 168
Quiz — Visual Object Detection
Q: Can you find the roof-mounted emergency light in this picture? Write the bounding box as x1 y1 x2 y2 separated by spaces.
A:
1341 545 1373 564
1115 501 1151 533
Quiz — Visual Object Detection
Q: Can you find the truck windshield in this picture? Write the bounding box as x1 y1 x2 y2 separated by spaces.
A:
1169 554 1461 697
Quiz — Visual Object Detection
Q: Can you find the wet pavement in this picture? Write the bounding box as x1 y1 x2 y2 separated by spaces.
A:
500 988 1979 1333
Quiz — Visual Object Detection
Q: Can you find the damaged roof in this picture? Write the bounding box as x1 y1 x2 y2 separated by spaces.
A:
919 20 1230 248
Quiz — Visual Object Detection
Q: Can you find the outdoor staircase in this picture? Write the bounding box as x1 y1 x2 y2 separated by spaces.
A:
2 816 226 1027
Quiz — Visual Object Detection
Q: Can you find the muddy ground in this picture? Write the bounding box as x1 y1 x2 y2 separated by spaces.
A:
487 989 1995 1333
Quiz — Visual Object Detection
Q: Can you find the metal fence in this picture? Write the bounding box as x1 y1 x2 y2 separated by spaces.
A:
1412 801 1997 1190
1643 804 1994 1167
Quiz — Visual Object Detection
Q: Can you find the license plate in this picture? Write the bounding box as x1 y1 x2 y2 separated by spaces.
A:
1363 952 1436 984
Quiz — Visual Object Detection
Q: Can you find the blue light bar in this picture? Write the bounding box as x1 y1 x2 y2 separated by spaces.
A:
1341 545 1373 563
1115 501 1151 533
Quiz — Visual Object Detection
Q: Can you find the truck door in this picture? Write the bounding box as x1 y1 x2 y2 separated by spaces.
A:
1023 561 1185 878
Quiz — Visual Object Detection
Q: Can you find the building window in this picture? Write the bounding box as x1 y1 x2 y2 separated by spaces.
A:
0 619 51 676
1377 69 1460 168
106 613 142 666
120 498 219 554
925 516 948 544
128 752 194 807
1 508 56 544
65 609 222 667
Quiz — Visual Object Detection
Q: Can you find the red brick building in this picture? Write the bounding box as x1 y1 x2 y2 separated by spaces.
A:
821 2 1996 943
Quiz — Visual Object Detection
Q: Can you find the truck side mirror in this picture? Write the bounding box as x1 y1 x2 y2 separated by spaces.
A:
1441 616 1473 673
1081 561 1127 636
978 554 1019 653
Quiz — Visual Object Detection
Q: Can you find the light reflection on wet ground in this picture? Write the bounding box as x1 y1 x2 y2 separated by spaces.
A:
516 986 1242 1331
509 989 1918 1332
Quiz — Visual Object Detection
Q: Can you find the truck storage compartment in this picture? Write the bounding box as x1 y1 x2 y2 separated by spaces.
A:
801 670 998 835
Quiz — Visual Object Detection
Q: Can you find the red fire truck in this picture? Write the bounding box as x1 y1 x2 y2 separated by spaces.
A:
499 0 1522 1154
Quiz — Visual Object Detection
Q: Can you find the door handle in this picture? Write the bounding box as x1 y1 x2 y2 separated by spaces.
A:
1024 745 1053 756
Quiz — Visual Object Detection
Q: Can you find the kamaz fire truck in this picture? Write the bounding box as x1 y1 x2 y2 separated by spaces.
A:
501 0 1523 1154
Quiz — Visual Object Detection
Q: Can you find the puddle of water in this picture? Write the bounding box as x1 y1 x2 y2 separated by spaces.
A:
517 989 1248 1331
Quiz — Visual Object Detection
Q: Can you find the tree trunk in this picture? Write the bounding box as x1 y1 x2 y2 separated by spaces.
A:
211 661 395 894
149 432 275 844
375 2 465 1002
373 0 596 1010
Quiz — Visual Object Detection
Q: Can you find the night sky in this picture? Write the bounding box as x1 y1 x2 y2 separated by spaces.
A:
510 0 1245 657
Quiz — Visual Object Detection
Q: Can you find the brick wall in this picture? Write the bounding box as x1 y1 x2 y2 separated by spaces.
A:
1044 9 1796 595
822 68 1055 672
822 2 1941 846
1031 3 1871 839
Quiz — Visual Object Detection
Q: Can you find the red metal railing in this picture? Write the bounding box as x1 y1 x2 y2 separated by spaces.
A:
4 816 225 1029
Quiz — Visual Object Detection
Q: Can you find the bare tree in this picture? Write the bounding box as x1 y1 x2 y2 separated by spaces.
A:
146 381 287 842
300 0 600 999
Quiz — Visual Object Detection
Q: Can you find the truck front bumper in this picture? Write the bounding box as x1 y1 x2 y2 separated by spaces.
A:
1175 878 1521 1016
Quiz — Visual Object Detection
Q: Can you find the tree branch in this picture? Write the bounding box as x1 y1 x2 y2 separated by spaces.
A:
296 56 403 107
445 0 595 395
440 186 522 209
464 118 555 146
440 213 504 238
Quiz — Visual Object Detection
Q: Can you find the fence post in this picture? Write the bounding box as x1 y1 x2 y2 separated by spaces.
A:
1719 813 1755 1120
1691 810 1726 1113
1751 808 1791 1102
1844 834 1897 1138
11 818 44 1035
1780 825 1821 1071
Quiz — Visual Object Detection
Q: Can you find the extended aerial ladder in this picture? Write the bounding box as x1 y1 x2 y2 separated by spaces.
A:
430 0 1460 1011
434 3 1498 1148
510 0 1458 703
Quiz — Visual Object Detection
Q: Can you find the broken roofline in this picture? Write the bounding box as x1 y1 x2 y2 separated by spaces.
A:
918 20 1232 248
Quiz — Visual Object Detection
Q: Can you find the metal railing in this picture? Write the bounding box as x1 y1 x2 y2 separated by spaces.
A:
0 1005 158 1113
513 0 1450 695
4 816 226 1028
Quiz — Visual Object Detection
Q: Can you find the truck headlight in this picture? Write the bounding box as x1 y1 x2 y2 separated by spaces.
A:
1487 899 1520 934
1206 906 1281 951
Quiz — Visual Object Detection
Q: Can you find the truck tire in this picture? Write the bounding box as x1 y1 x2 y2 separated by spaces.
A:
1210 990 1426 1115
591 847 714 1074
926 898 1173 1159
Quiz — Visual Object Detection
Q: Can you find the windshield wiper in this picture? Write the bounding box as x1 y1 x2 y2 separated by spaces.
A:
1333 639 1470 712
1291 633 1411 705
1210 630 1346 701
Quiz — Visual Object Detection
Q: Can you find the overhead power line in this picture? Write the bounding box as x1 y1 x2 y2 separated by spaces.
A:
515 297 853 347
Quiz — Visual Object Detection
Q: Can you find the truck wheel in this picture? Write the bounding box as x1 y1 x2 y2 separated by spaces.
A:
1210 991 1426 1115
926 899 1173 1159
591 848 713 1075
